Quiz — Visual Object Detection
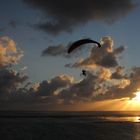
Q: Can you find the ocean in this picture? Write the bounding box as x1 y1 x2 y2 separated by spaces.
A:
0 111 140 140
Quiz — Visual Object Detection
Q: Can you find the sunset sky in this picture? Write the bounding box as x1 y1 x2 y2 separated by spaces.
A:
0 0 140 111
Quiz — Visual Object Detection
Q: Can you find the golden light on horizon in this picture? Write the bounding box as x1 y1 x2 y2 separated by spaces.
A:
123 91 140 111
52 91 140 111
87 95 140 111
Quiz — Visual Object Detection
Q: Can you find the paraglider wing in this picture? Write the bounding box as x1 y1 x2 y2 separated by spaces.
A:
67 38 101 54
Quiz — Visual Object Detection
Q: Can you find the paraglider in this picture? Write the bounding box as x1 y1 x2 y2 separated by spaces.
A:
81 69 87 77
67 38 101 54
67 38 101 77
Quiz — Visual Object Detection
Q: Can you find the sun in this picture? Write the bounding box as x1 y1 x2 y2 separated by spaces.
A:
132 91 140 101
121 91 140 111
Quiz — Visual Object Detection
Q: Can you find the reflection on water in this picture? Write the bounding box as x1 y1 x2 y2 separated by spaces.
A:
134 116 140 122
101 116 140 122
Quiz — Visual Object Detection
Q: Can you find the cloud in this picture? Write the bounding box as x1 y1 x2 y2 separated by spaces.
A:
59 70 130 104
41 41 84 58
0 36 23 68
1 75 74 105
36 36 140 104
0 68 28 101
0 20 18 33
59 72 101 104
20 66 132 105
41 44 67 57
1 36 140 110
111 66 125 79
24 0 136 34
9 20 18 29
66 36 125 68
97 67 112 80
36 75 73 96
0 66 140 106
0 36 130 105
0 36 28 102
90 67 140 101
53 69 130 104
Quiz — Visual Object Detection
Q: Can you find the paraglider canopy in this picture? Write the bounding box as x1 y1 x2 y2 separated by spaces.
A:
67 38 101 54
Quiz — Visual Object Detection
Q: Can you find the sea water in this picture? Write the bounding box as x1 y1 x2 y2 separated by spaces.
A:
0 111 140 140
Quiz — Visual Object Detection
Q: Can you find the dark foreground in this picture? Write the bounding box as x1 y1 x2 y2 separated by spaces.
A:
0 111 140 140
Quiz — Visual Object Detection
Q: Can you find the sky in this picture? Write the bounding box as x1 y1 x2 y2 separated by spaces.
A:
0 0 140 111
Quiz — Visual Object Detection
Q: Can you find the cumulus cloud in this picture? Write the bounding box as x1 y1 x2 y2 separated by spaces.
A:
19 66 133 105
49 69 130 104
66 36 125 68
34 36 140 104
97 67 112 80
2 74 74 104
36 75 73 96
24 0 136 34
1 65 140 106
0 68 28 101
82 67 140 101
1 35 140 109
0 36 23 68
60 71 130 103
0 36 28 103
111 66 125 79
1 35 132 105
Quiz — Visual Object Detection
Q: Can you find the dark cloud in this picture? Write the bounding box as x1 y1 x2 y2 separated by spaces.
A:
96 53 118 68
111 66 125 79
41 44 67 57
35 36 139 104
29 36 137 104
114 46 126 55
9 20 18 29
36 75 73 96
24 0 135 34
57 68 131 103
1 35 140 110
0 36 28 102
0 74 73 105
59 72 100 104
0 20 18 33
0 66 139 106
42 36 125 67
0 68 28 101
41 41 86 58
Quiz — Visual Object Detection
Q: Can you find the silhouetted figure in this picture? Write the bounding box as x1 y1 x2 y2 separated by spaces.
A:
81 69 86 77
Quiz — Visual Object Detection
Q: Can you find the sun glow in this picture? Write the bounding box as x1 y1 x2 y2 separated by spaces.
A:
122 91 140 111
132 91 140 102
88 94 140 111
